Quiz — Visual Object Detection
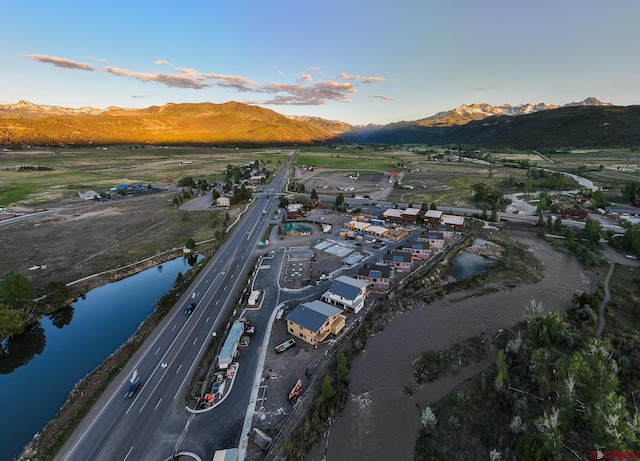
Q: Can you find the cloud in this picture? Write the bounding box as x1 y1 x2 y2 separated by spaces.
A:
371 94 394 101
26 54 94 71
103 67 210 89
26 53 374 106
259 80 357 105
338 72 386 84
308 66 321 72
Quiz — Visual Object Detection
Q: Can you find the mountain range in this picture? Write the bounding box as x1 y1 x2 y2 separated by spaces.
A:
1 98 638 149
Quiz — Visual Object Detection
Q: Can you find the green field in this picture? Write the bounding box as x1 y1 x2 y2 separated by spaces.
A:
0 146 291 206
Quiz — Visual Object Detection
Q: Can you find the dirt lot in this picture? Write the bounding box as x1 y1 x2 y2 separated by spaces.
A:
293 167 393 200
0 192 231 296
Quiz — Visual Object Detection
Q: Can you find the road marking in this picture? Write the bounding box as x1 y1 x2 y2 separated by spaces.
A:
193 337 198 345
205 316 209 323
123 446 134 461
176 363 182 373
172 324 177 331
154 398 162 410
155 347 160 355
216 300 220 305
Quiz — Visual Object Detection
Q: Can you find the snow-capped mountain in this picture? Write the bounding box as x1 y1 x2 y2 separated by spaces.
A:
422 97 612 125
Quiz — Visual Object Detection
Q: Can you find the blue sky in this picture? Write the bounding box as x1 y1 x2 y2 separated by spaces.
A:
2 0 639 125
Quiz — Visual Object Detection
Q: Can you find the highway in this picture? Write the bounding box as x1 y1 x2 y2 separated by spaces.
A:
56 155 294 461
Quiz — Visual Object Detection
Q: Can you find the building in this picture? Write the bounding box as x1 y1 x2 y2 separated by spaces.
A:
562 208 588 220
216 196 231 207
425 232 445 251
282 222 312 236
78 190 99 200
363 225 389 239
286 300 346 346
357 263 393 291
424 209 443 225
382 250 413 272
441 214 466 229
321 275 370 314
401 241 431 260
287 203 304 219
345 220 371 232
249 175 265 185
402 207 422 223
382 208 404 222
437 226 455 240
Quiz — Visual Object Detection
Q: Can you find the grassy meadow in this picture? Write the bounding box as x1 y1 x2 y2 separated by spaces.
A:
0 146 292 206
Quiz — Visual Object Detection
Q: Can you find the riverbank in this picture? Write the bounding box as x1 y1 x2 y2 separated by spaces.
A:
17 257 204 461
307 226 592 461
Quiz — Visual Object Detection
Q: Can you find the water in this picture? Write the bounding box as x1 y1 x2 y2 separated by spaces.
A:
448 251 494 280
0 255 201 461
309 231 592 461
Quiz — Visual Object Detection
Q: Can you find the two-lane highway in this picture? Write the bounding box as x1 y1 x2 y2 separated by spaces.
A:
56 154 295 461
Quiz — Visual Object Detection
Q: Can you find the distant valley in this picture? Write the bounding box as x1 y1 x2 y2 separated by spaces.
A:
1 98 639 149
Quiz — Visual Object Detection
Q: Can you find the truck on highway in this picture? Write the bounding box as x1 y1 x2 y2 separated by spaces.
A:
262 209 266 216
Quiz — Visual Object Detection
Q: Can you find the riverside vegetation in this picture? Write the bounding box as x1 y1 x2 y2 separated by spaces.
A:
3 144 640 460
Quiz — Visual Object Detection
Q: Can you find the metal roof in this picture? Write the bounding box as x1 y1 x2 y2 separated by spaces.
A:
286 301 341 333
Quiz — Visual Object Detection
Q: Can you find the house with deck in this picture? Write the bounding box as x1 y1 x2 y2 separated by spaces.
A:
321 275 370 314
286 300 346 346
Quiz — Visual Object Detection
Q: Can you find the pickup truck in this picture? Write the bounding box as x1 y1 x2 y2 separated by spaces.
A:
275 338 296 353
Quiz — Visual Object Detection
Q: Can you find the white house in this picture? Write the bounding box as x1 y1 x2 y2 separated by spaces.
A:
321 275 369 314
78 190 99 200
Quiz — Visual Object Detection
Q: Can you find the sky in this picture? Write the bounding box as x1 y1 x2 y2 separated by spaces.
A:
2 0 639 125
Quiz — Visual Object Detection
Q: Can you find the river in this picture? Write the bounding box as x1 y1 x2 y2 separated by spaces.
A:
308 230 592 461
0 256 200 461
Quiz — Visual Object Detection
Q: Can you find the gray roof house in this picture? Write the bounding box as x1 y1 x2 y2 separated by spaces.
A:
321 275 369 314
286 300 346 346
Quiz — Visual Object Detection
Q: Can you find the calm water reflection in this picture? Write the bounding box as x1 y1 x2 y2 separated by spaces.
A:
0 255 201 461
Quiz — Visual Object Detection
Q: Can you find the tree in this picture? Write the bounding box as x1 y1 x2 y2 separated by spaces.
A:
336 353 349 380
430 202 438 210
554 216 562 232
0 273 36 311
546 216 553 232
335 193 345 211
185 237 196 251
310 188 318 200
584 218 603 246
0 305 23 338
321 375 336 400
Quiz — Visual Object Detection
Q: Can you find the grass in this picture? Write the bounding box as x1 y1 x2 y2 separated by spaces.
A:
0 146 291 206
